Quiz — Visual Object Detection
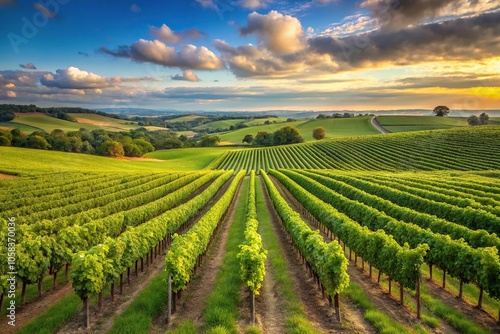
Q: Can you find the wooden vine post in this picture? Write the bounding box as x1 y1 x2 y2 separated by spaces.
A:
250 289 255 324
166 273 172 324
83 296 90 328
334 293 341 322
416 275 421 320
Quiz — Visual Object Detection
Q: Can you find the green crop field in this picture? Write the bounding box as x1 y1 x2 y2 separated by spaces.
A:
2 121 500 334
217 120 308 144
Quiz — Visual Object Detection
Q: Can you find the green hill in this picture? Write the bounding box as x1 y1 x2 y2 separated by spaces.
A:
376 116 469 133
296 116 380 140
217 120 308 144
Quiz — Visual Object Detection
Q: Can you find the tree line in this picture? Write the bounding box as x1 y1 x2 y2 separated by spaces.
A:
0 127 202 157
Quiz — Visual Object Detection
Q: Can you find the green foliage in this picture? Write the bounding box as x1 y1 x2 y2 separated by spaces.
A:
261 170 350 296
272 126 304 145
242 134 254 144
238 171 267 294
200 134 221 147
312 127 325 140
70 245 109 300
98 140 124 157
433 105 450 116
166 170 245 292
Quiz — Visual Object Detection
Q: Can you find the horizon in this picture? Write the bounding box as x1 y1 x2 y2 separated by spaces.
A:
1 0 499 111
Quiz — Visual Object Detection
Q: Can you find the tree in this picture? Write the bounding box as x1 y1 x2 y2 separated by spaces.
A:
468 115 480 126
253 131 273 146
272 126 304 145
27 135 50 149
479 113 489 125
98 140 124 157
313 127 326 140
433 106 450 117
200 134 220 147
316 114 327 119
242 134 254 144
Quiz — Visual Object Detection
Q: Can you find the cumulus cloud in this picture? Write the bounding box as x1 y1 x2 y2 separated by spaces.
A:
5 83 15 88
149 24 206 44
240 11 305 53
19 63 37 69
309 11 500 70
171 70 201 82
40 67 121 89
360 0 500 29
100 39 224 70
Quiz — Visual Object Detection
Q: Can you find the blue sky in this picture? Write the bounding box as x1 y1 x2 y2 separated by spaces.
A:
0 0 499 111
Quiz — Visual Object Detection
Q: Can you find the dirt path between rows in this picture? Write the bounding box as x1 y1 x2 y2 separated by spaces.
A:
270 174 465 334
0 283 74 334
152 177 244 333
259 175 370 333
423 279 500 332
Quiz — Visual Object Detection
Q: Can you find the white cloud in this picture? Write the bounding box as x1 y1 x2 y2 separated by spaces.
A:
196 0 217 9
171 70 201 82
101 39 224 70
40 67 120 89
149 24 205 44
240 11 306 54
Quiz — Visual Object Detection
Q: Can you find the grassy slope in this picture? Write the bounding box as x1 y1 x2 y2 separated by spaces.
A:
297 116 380 140
11 113 93 132
377 116 468 132
0 146 220 175
68 113 140 131
168 115 208 122
193 119 246 130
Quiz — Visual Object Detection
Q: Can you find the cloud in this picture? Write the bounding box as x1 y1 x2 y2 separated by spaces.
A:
19 63 37 69
171 70 201 82
100 39 224 70
321 14 375 37
149 24 206 44
240 11 305 53
78 51 89 57
238 0 272 9
33 2 55 18
40 67 121 89
130 4 141 13
196 0 217 9
308 11 500 70
360 0 500 29
389 74 500 89
6 91 16 97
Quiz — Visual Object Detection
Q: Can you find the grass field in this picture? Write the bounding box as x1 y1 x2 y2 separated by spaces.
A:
0 146 225 175
0 121 43 132
68 113 140 131
376 116 469 132
168 115 209 123
296 116 380 140
193 119 246 131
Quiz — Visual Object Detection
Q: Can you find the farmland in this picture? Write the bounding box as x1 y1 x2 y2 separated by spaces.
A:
1 124 500 334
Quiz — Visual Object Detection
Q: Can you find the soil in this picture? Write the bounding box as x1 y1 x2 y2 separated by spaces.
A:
152 177 244 333
423 279 500 332
0 173 17 179
0 282 74 334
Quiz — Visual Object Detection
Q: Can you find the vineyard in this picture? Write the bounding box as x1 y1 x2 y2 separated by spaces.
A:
214 126 500 172
1 125 500 334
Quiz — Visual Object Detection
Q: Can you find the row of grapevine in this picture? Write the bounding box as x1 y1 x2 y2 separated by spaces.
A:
165 170 245 322
320 173 500 235
237 171 267 323
303 170 500 249
211 126 500 172
261 170 350 320
70 170 234 327
7 173 182 225
274 170 500 304
355 174 500 215
7 171 222 306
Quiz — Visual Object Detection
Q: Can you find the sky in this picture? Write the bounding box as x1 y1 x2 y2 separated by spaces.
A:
0 0 499 112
